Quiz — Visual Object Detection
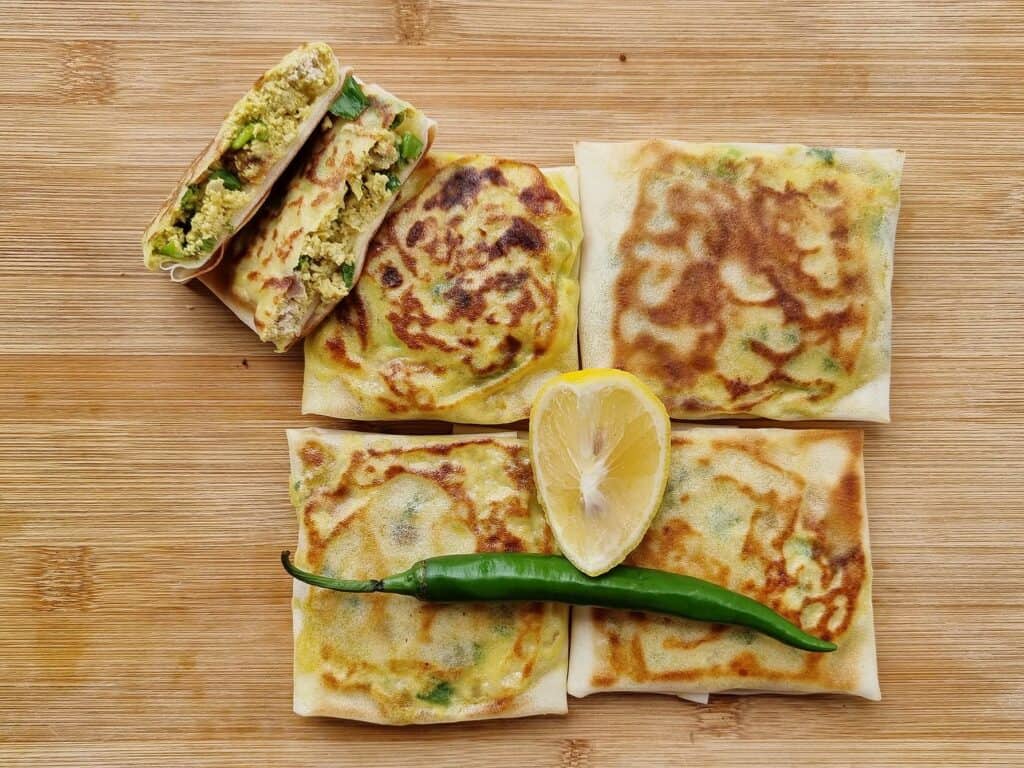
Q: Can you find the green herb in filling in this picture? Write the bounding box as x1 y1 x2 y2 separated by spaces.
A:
390 111 405 129
386 173 401 192
180 184 201 214
398 132 423 162
329 74 369 120
340 261 356 288
810 147 836 166
416 681 454 706
822 356 841 373
208 169 243 191
295 254 313 272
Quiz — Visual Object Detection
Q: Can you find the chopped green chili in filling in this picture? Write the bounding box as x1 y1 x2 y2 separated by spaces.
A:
230 121 269 150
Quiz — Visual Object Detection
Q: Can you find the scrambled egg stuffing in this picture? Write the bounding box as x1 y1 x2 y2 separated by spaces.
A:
293 128 400 302
149 43 338 265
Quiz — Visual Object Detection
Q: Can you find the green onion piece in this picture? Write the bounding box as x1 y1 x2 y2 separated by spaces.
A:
340 261 356 288
399 133 424 162
208 169 243 191
180 184 200 213
810 147 836 166
155 241 183 259
390 111 405 129
199 236 218 253
416 681 453 706
386 173 401 192
294 254 312 272
329 74 369 120
230 123 255 150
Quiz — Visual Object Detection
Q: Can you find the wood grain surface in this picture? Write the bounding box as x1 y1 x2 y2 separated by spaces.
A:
2 1 1023 765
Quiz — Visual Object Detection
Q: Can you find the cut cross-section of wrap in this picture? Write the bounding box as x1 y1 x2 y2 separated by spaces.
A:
143 42 345 282
203 80 436 351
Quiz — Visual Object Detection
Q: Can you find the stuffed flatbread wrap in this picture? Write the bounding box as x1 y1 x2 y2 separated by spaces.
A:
575 140 902 422
567 426 880 701
203 81 435 350
302 153 582 423
287 428 569 724
143 43 344 282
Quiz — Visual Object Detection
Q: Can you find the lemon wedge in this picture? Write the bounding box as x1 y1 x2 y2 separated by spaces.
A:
529 368 671 576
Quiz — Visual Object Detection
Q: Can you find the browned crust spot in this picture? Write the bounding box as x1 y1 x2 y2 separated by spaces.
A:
591 431 867 689
611 142 874 415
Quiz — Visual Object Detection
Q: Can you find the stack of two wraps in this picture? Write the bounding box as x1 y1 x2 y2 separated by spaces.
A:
289 139 901 723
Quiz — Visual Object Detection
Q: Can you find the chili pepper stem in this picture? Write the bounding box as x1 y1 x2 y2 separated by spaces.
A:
282 551 421 596
281 551 381 593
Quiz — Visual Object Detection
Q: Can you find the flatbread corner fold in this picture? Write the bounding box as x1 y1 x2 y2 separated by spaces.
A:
302 154 583 423
202 82 436 351
575 140 903 422
143 43 346 283
567 426 880 702
287 428 569 724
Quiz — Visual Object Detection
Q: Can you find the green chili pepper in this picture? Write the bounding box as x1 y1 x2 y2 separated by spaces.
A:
208 169 243 191
281 552 836 653
398 132 423 162
329 74 369 120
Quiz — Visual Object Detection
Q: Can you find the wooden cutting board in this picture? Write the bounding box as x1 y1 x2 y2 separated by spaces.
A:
2 2 1022 765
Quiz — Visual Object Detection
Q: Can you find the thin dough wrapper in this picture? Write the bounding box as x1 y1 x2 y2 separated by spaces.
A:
289 428 569 724
568 426 880 701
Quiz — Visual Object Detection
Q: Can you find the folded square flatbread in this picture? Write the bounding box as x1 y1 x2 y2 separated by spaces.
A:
302 153 582 424
288 428 569 724
568 426 880 701
576 140 903 422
